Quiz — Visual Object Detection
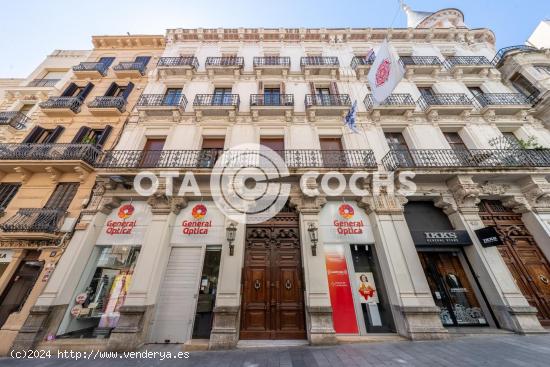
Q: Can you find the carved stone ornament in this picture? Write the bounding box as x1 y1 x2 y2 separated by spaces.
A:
289 194 327 214
447 175 480 211
519 176 550 211
480 182 510 196
501 195 531 214
434 195 458 215
99 196 122 215
358 194 408 215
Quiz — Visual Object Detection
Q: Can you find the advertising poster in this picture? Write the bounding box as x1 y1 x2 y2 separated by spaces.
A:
355 272 379 304
324 245 359 334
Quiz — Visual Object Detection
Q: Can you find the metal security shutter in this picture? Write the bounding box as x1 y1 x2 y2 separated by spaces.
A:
149 247 203 343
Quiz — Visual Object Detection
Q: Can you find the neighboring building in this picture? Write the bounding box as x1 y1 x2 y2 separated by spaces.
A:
527 20 550 49
0 36 164 354
7 4 550 354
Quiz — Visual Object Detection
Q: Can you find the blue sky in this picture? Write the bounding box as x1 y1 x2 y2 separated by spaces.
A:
1 0 548 78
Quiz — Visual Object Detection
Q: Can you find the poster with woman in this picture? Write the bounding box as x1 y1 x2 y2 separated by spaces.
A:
355 272 379 304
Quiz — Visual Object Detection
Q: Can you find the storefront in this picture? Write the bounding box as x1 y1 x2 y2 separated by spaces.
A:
405 201 494 328
320 202 395 335
56 201 152 339
148 201 223 344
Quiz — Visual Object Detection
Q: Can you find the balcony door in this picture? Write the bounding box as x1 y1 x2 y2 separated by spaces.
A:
264 88 281 106
45 183 79 210
213 88 232 105
385 132 413 167
320 137 345 168
260 138 284 166
164 88 182 106
198 138 225 168
444 132 470 166
141 138 165 167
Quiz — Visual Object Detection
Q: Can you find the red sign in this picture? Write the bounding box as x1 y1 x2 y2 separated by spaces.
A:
106 203 137 235
334 204 364 235
182 204 211 235
324 246 358 334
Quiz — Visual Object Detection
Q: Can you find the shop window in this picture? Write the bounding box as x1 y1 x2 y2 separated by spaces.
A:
57 246 140 338
192 247 221 339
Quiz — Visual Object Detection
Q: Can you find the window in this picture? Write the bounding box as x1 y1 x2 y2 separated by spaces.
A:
213 88 233 104
418 87 435 97
163 88 182 105
385 132 408 150
444 132 468 151
502 132 522 149
510 73 540 100
263 87 280 105
468 87 484 98
45 183 79 210
0 184 20 211
22 126 64 144
72 126 112 146
97 57 115 68
140 139 166 167
534 65 550 76
61 82 94 100
198 139 225 168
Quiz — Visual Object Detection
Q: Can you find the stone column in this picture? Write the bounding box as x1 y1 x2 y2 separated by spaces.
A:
359 194 448 340
445 175 545 334
518 175 550 261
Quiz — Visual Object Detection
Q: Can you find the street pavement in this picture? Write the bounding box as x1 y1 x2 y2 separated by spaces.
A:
2 334 550 366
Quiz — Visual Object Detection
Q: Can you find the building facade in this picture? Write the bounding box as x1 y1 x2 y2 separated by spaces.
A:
6 5 550 353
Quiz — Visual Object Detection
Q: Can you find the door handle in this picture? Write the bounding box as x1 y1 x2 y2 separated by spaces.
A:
254 279 261 290
285 279 292 290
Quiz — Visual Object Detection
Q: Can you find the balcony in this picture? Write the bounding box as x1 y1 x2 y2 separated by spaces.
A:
0 208 65 236
253 57 291 77
205 57 244 77
193 94 240 121
399 56 442 77
0 143 100 171
300 56 339 77
250 94 294 121
72 62 109 78
443 56 493 76
305 94 351 121
27 79 60 88
382 149 550 171
417 93 473 116
87 96 127 116
473 93 531 115
136 94 188 118
351 54 375 78
39 96 83 116
157 56 199 77
364 94 416 117
113 62 147 78
0 112 28 129
96 149 377 170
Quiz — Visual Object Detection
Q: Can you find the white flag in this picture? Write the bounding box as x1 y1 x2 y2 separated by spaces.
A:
367 39 405 105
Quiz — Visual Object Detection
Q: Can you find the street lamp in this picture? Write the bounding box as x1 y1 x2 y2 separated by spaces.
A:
226 222 237 256
308 223 318 256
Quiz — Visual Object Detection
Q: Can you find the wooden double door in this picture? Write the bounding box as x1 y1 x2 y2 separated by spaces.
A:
240 212 306 339
479 200 550 325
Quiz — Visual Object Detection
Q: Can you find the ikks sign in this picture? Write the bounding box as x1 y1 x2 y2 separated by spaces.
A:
171 202 224 245
411 230 472 247
320 202 374 244
475 227 504 248
96 201 153 246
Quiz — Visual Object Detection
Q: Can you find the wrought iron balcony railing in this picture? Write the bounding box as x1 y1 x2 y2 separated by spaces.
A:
137 94 188 109
73 62 109 76
113 62 147 75
250 94 294 106
351 54 376 70
305 94 351 107
443 56 492 69
0 143 101 164
205 57 244 67
253 57 291 67
300 56 339 67
96 149 377 169
194 94 240 107
364 94 415 110
417 93 472 111
0 111 28 129
382 149 550 170
39 97 83 113
157 56 199 69
88 96 127 112
0 208 66 233
473 93 530 107
492 45 539 66
399 56 442 66
27 79 60 87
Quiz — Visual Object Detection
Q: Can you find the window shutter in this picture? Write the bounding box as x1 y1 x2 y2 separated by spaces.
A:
44 126 65 143
71 127 91 143
104 82 118 97
309 82 316 94
258 81 263 94
45 183 79 210
61 83 78 97
78 82 94 101
329 82 339 95
96 125 113 147
98 57 115 68
135 56 151 66
121 82 134 100
22 126 45 143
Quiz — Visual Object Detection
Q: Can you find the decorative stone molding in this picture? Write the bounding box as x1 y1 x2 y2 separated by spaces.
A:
44 166 61 184
427 110 439 122
447 175 480 212
99 196 122 215
518 175 550 212
170 197 188 215
289 193 327 215
501 195 531 214
74 166 90 183
358 194 408 215
147 193 172 214
434 195 458 215
14 166 31 184
483 109 496 122
480 182 510 196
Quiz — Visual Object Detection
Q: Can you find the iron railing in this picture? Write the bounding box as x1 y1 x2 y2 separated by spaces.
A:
364 94 415 110
300 56 339 67
444 56 492 69
88 96 127 112
473 93 530 107
305 94 351 107
250 94 294 106
113 62 147 75
492 45 539 66
0 112 28 129
96 149 377 169
351 54 376 70
194 94 240 107
382 149 550 170
137 94 188 109
253 57 291 67
205 57 244 67
417 93 472 111
399 56 442 66
0 143 101 164
27 79 60 87
39 97 83 113
157 56 199 69
0 208 66 233
73 62 109 76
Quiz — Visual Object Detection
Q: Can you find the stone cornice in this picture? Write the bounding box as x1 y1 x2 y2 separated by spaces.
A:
92 35 165 50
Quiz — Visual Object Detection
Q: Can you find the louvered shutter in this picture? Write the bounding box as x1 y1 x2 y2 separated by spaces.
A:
121 82 134 100
78 83 94 101
135 56 151 67
96 125 113 147
22 126 45 143
98 57 115 68
44 126 65 143
61 83 78 97
71 127 91 143
104 82 118 97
